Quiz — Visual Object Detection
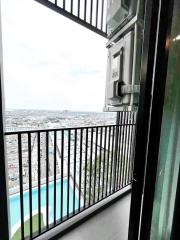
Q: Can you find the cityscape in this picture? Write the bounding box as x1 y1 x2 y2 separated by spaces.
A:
5 109 116 191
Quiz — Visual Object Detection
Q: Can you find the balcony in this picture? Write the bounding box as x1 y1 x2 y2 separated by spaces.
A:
58 190 131 240
5 111 136 240
0 0 175 238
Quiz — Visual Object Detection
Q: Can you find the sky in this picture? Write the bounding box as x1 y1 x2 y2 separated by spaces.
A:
1 0 107 112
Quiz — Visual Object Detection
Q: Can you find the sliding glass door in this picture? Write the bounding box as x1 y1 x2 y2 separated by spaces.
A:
150 1 180 239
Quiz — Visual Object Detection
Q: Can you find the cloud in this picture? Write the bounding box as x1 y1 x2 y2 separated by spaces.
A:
1 0 107 111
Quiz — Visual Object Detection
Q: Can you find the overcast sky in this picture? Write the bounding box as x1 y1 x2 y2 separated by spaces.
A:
1 0 107 112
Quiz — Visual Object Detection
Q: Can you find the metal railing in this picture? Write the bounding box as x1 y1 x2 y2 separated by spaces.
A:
6 112 136 239
35 0 108 38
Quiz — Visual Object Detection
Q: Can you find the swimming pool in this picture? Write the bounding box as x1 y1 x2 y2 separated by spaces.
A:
9 178 79 229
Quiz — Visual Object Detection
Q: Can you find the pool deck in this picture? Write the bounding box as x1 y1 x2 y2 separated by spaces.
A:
58 192 131 240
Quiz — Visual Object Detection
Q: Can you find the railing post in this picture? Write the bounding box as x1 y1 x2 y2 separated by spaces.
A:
0 2 10 239
112 112 121 192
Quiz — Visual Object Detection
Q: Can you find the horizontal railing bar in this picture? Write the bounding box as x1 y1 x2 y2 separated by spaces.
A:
5 124 136 135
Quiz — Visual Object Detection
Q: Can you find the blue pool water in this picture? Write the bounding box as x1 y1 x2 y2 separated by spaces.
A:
9 178 79 228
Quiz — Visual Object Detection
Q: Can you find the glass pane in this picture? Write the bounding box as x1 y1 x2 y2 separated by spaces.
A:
150 1 180 239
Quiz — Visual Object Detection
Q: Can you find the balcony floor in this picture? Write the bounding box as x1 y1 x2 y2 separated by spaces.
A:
59 193 131 240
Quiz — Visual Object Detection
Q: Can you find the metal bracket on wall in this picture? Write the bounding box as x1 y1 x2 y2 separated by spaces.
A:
121 85 140 94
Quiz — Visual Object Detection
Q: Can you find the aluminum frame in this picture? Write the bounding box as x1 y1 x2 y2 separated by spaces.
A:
0 2 10 239
128 0 175 239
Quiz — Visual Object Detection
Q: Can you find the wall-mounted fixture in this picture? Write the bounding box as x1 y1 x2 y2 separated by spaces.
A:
104 0 144 112
107 0 139 37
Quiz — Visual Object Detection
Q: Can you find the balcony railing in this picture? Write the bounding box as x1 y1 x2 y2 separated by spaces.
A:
5 111 136 239
35 0 108 38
